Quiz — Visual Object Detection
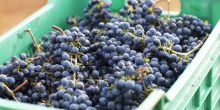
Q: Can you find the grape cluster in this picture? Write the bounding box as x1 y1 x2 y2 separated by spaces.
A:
0 0 212 110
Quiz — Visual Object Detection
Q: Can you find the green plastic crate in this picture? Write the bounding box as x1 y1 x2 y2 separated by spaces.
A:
0 0 220 110
180 0 220 26
138 21 220 110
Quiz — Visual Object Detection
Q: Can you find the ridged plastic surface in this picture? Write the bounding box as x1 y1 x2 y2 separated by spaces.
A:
0 0 220 110
138 21 220 110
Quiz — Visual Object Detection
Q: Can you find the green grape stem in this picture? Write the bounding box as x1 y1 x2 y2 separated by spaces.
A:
1 83 19 102
164 35 208 58
25 29 41 52
72 16 78 26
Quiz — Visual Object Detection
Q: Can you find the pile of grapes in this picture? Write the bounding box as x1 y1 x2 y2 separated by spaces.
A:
0 0 212 110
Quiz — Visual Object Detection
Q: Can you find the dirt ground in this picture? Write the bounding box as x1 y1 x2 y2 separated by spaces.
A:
0 0 47 35
0 0 180 35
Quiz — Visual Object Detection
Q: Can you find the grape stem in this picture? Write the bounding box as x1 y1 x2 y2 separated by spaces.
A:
164 35 208 58
98 0 104 9
140 73 147 92
25 29 41 52
29 57 40 62
52 25 66 36
2 80 28 101
72 16 78 26
1 83 19 102
13 80 28 93
48 55 54 63
72 55 78 84
137 67 149 92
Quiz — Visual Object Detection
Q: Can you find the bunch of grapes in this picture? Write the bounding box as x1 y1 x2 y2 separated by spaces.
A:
0 0 212 110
